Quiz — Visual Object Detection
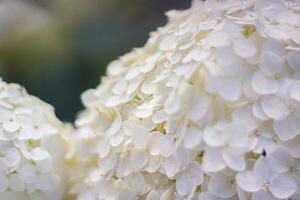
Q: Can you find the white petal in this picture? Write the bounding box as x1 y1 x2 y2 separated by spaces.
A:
281 136 300 158
131 126 150 149
253 157 272 182
203 31 229 47
135 107 153 118
145 155 160 173
0 108 11 123
273 115 300 141
35 159 52 174
0 129 17 140
216 46 240 67
0 159 8 174
98 138 111 158
112 80 127 95
260 95 289 120
125 172 146 195
164 91 181 115
289 82 300 101
236 185 248 200
99 152 117 172
174 63 197 78
287 51 300 72
19 164 36 183
182 47 210 63
30 147 50 161
198 192 223 200
252 102 269 121
222 148 246 171
146 190 160 200
40 123 58 135
269 175 297 199
115 189 137 200
161 156 179 178
107 114 122 135
3 120 20 133
4 148 20 167
233 38 256 58
236 171 261 192
141 80 156 95
216 79 241 101
107 60 125 76
187 162 203 185
203 126 223 147
260 40 285 76
204 71 217 94
75 109 98 127
130 148 148 170
176 173 194 197
116 154 133 177
208 174 236 198
109 131 124 147
81 89 97 107
187 96 210 122
252 190 274 200
8 174 25 192
183 126 202 149
232 105 262 132
202 148 226 173
141 117 156 131
149 131 163 156
243 78 260 101
127 76 143 94
290 31 300 45
158 135 175 157
175 146 190 166
222 122 248 148
0 174 8 192
159 34 177 51
268 147 292 173
35 174 52 191
18 128 33 140
251 71 278 94
152 110 167 124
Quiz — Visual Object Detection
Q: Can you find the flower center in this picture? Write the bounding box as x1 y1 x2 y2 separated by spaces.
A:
262 181 270 190
254 130 260 136
289 166 296 172
272 135 278 143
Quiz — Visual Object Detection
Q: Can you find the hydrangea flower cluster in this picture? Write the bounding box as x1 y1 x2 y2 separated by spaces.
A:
70 0 300 199
0 79 68 200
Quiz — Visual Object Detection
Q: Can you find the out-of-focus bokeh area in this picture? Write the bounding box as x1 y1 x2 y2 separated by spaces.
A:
0 0 190 122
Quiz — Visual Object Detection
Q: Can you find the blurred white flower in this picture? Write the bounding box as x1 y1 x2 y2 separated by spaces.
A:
0 79 68 200
71 0 300 199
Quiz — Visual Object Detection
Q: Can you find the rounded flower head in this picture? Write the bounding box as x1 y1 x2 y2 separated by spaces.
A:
0 79 68 200
72 0 300 199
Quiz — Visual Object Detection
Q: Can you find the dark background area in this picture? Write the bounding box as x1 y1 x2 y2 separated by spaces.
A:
0 0 190 122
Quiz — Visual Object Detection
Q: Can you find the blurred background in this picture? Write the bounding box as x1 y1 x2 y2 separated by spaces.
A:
0 0 190 122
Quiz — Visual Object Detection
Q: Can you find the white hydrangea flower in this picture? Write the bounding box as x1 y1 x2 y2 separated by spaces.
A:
236 155 297 200
71 0 300 199
0 79 69 200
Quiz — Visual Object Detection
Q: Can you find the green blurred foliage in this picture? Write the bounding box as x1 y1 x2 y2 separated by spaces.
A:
0 0 190 121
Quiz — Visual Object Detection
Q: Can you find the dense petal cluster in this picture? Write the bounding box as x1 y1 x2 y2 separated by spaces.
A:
0 79 68 200
72 0 300 199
